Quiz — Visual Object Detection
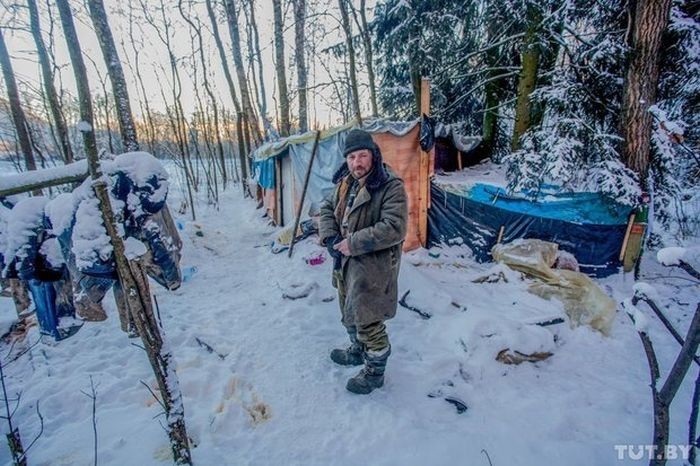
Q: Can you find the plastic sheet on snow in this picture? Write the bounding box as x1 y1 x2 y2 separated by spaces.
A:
492 239 616 335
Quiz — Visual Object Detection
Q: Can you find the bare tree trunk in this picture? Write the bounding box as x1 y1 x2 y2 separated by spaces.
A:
620 0 672 182
246 0 268 129
205 0 241 116
224 0 262 143
56 2 192 462
236 113 249 182
350 0 377 117
241 0 262 123
511 4 541 151
293 0 308 132
178 0 227 189
87 0 139 152
126 0 157 155
338 0 361 123
481 6 504 159
0 28 40 179
272 0 291 136
205 0 249 186
27 0 74 164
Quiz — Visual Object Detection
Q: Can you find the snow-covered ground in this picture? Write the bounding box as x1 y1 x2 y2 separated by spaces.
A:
0 170 698 465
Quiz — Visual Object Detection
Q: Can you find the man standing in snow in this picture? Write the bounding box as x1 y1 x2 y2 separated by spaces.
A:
319 129 408 395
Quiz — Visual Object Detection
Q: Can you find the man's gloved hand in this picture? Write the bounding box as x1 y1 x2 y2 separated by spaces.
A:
326 234 343 261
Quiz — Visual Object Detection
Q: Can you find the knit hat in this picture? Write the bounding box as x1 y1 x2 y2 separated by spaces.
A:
333 129 389 191
343 129 378 157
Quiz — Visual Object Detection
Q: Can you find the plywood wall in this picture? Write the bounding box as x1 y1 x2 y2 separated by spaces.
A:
372 126 426 251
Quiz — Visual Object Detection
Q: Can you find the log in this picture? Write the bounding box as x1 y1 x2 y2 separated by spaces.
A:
0 162 88 197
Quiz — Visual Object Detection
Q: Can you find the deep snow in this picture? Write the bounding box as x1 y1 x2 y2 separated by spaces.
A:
0 172 698 466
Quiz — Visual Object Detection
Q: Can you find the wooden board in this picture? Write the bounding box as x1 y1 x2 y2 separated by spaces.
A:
373 126 423 251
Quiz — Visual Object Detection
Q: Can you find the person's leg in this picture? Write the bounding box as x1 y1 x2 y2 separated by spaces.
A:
330 270 363 366
346 320 391 394
355 320 389 354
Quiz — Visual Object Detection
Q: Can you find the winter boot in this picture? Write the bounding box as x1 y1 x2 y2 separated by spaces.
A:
330 327 364 366
346 346 391 395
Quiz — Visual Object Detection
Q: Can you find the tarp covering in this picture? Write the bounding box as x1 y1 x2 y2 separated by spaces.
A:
454 183 630 225
288 129 349 214
434 123 481 153
251 119 428 251
428 183 631 276
255 158 276 190
491 239 616 335
250 118 421 163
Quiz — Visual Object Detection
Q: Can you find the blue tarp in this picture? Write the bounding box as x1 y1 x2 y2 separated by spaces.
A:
461 184 631 225
254 157 276 190
428 183 633 277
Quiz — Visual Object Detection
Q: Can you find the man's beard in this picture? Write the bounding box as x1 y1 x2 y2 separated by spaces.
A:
351 167 369 179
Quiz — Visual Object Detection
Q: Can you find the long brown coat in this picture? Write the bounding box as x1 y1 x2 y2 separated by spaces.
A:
319 166 408 326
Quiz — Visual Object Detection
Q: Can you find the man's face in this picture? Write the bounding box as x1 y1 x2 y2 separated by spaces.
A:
346 149 373 179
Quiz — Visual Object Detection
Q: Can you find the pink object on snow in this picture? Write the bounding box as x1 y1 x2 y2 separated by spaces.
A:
305 253 326 266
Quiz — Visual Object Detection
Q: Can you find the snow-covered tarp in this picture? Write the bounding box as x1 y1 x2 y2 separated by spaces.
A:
0 152 182 334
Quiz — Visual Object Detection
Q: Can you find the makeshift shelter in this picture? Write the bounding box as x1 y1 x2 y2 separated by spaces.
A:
252 119 464 251
433 123 482 172
251 118 633 277
428 182 634 277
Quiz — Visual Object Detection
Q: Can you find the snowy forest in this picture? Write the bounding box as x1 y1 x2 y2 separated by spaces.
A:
0 0 699 465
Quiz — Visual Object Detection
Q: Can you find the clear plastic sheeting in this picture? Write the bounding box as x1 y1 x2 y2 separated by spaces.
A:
492 239 616 335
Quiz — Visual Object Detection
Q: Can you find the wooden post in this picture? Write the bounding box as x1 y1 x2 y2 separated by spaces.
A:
275 158 283 225
497 225 505 244
418 77 431 246
619 212 636 261
288 131 321 258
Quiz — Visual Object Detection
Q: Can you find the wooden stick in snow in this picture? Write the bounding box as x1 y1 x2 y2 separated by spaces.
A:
288 130 321 258
399 290 431 319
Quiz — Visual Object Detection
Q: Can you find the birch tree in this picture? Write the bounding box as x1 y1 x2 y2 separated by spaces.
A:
27 0 74 164
352 0 378 117
338 0 361 123
272 0 291 136
293 0 308 131
0 27 39 175
204 0 250 188
224 0 262 143
87 0 139 152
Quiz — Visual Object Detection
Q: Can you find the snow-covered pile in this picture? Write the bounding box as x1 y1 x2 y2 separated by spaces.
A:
0 152 169 277
657 246 687 266
1 196 48 275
